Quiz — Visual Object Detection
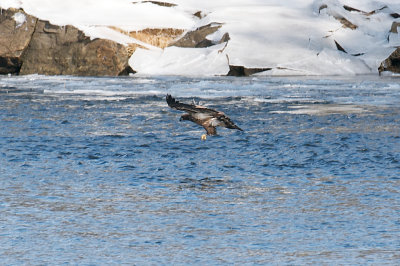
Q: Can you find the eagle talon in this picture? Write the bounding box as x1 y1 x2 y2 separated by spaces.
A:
201 134 207 141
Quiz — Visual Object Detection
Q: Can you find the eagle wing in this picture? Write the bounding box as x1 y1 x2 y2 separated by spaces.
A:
166 94 219 116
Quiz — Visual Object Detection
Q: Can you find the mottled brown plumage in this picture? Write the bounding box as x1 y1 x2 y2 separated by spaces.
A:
166 94 243 136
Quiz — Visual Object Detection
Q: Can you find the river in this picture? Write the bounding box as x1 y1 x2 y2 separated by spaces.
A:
1 74 399 264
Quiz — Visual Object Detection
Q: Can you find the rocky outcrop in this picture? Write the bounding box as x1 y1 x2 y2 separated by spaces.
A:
379 48 400 74
20 20 133 76
0 8 133 76
0 9 37 74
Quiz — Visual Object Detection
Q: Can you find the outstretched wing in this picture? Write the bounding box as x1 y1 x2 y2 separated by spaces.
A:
166 94 219 116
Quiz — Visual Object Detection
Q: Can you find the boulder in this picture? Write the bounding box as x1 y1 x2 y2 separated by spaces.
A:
20 20 133 76
379 47 400 74
227 65 271 77
0 9 37 74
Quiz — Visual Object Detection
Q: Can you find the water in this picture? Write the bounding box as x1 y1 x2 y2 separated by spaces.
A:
1 74 399 265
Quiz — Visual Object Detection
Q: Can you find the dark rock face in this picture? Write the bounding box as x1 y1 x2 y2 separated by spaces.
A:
20 20 133 76
0 9 37 74
379 48 400 74
1 8 133 76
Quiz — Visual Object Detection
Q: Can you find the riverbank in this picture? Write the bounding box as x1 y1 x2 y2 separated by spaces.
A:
1 0 400 76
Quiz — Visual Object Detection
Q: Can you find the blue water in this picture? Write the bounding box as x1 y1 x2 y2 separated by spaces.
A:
1 75 399 265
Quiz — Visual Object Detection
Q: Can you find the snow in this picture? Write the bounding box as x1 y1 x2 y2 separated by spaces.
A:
1 0 195 30
12 11 26 28
78 26 159 50
1 0 400 76
130 43 229 76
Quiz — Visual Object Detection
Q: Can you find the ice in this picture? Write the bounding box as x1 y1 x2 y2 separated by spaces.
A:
271 104 367 115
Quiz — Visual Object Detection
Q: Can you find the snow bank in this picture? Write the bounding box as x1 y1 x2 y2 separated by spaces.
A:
130 43 229 76
1 0 399 76
1 0 195 30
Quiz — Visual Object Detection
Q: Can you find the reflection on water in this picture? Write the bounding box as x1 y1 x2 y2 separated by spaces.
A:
0 75 399 264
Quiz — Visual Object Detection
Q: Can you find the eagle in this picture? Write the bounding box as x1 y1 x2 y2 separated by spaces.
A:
166 94 243 140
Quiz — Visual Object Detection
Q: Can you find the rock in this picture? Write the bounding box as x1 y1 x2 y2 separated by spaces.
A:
342 5 387 16
387 22 400 42
171 23 224 48
0 9 37 74
225 54 270 76
379 48 400 74
390 22 400 34
318 4 357 30
318 4 328 13
193 11 203 19
343 5 365 13
390 13 400 18
120 27 184 49
227 65 271 77
132 1 177 7
195 39 214 48
20 20 133 76
334 40 347 53
218 33 230 44
335 16 358 30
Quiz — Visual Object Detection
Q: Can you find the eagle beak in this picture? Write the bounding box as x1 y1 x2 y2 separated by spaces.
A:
201 134 207 141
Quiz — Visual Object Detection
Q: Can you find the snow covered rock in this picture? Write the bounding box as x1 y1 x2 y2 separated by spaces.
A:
0 9 37 74
2 0 400 76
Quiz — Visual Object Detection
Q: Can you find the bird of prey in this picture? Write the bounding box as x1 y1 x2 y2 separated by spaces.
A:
166 94 243 140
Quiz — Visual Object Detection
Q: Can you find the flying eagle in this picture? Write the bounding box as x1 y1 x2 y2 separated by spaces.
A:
166 94 243 140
